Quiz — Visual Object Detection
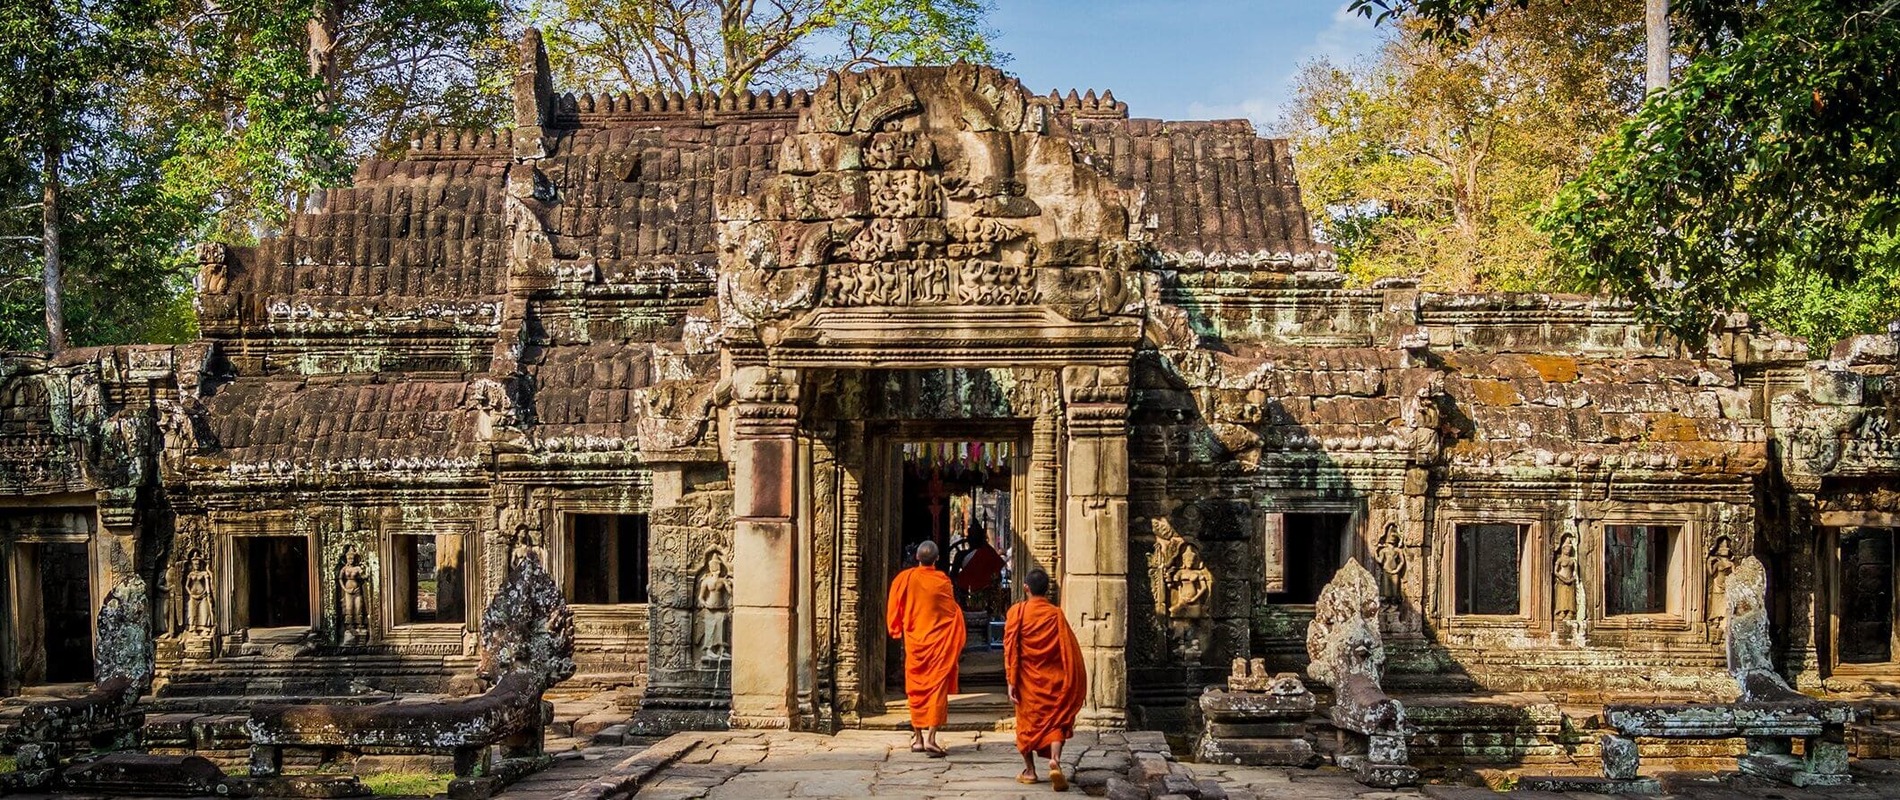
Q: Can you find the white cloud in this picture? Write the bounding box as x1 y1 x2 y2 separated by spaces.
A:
1185 3 1379 131
1303 2 1380 66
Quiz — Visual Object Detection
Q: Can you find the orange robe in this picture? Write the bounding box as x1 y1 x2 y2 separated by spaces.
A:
886 565 966 728
1004 596 1087 756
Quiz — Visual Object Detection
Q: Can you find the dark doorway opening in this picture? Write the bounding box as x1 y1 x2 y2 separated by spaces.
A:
1840 527 1895 664
566 514 649 605
1266 513 1352 605
240 536 312 630
36 542 93 684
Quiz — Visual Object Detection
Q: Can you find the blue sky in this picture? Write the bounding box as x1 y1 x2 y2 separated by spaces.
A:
987 1 1382 132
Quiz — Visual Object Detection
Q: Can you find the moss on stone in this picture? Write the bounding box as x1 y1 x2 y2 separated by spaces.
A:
361 771 452 797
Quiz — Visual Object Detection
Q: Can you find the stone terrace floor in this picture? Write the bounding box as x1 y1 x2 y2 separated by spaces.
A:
487 730 1900 800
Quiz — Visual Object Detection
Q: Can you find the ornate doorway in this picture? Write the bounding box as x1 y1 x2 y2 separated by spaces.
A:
864 426 1032 722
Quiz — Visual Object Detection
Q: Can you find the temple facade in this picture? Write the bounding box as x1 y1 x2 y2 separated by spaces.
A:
0 33 1896 747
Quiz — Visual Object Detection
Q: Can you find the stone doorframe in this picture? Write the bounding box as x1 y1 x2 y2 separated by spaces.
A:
725 356 1134 732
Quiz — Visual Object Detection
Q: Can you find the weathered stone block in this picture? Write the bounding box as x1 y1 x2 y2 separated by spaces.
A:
1600 734 1639 780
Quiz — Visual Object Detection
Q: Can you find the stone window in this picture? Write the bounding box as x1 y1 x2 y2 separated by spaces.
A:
1839 527 1895 664
1603 524 1682 616
1454 524 1524 616
1264 513 1352 605
392 533 467 625
565 514 649 605
235 536 312 630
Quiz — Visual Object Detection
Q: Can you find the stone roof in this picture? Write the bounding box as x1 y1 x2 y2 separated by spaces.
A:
200 158 512 334
198 377 486 473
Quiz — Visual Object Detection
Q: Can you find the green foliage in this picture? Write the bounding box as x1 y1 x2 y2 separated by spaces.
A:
1545 0 1900 344
1742 247 1900 353
532 0 1001 94
1279 2 1642 291
361 771 453 797
0 0 196 350
1355 0 1900 349
0 0 511 350
150 0 512 242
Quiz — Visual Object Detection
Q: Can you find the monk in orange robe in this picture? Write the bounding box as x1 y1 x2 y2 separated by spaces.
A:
886 539 966 757
1005 567 1087 790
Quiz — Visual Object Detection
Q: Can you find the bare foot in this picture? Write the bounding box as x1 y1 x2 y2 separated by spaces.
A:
1017 769 1039 785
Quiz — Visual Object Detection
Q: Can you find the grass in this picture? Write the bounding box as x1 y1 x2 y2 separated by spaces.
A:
361 772 453 797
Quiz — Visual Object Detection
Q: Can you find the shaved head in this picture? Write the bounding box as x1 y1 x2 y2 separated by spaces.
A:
1025 568 1050 597
916 540 939 566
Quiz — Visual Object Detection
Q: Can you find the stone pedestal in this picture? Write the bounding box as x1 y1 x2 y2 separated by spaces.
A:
1196 669 1318 767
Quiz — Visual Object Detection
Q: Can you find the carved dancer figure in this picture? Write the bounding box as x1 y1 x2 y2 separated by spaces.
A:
511 526 547 567
1707 535 1736 631
1375 523 1406 599
185 551 215 635
1165 548 1213 663
695 551 732 665
1553 533 1579 621
339 546 369 636
1005 568 1087 790
886 540 966 758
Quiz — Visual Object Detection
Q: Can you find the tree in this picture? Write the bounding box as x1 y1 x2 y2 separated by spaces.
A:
531 0 1001 94
148 0 513 243
0 0 186 351
1353 0 1900 347
1278 2 1643 291
1546 0 1900 342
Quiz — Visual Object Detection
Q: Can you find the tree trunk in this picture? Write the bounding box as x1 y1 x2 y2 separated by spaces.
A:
303 0 344 215
307 0 343 110
40 66 64 353
1645 0 1669 92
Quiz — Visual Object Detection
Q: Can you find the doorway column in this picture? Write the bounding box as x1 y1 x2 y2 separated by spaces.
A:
1060 366 1130 730
729 366 800 728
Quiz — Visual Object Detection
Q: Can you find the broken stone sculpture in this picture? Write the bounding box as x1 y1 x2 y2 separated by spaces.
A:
248 558 576 799
1305 560 1417 788
1529 556 1858 794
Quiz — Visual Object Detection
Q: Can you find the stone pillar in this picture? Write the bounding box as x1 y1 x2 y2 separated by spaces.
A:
728 366 800 728
1061 366 1130 730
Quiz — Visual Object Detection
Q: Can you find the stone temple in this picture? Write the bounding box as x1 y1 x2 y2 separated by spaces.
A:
1 31 1898 778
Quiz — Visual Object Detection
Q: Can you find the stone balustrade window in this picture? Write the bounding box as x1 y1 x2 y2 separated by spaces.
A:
565 514 649 605
1454 523 1524 616
1603 524 1681 617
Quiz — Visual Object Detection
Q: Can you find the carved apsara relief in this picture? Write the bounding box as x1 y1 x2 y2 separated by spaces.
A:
695 549 732 666
1150 518 1213 665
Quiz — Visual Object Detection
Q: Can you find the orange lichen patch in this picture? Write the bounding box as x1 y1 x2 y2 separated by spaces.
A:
1469 380 1522 407
1523 354 1580 383
1647 414 1702 443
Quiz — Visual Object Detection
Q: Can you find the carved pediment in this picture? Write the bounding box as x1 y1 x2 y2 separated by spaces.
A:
718 66 1144 365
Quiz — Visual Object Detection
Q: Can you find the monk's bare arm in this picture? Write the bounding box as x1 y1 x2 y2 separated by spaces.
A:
1003 606 1020 701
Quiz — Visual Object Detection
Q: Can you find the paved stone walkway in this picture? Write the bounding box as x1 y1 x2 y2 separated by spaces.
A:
568 731 1900 800
621 729 1093 800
